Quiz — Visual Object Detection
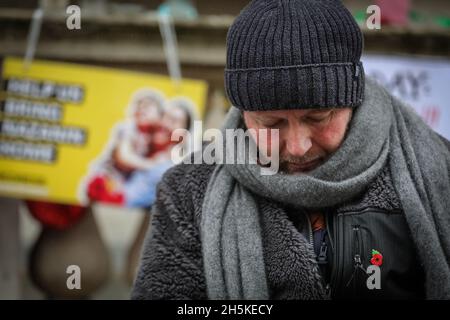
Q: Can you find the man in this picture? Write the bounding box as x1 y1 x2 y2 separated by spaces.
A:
132 0 450 299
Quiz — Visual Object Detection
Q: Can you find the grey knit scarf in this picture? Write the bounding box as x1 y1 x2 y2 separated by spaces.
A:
201 78 450 299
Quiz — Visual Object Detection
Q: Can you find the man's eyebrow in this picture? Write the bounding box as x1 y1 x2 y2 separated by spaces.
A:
253 114 281 121
308 109 333 114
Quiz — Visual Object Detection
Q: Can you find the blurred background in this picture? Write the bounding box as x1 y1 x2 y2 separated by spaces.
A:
0 0 449 299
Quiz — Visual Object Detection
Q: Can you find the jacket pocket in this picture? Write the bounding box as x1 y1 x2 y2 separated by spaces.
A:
332 207 425 299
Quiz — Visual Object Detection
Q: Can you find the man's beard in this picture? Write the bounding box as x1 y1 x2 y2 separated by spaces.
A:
279 153 328 174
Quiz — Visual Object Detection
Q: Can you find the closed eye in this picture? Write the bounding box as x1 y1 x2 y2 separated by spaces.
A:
259 119 285 128
305 111 333 123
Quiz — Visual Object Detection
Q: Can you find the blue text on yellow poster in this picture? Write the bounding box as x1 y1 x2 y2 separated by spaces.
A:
0 57 208 206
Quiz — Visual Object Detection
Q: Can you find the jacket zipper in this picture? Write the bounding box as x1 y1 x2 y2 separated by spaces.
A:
345 225 366 292
324 211 333 297
325 211 334 252
306 211 330 296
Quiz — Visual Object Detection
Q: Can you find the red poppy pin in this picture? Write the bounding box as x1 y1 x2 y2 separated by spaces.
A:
370 249 383 266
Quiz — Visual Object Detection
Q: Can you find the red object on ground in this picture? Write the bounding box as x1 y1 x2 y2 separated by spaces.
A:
26 200 88 230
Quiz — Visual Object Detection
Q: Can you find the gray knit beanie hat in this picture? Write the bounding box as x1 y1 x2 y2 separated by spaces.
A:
225 0 365 111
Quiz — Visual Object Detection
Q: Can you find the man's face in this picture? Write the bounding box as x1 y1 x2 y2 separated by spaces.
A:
243 108 352 174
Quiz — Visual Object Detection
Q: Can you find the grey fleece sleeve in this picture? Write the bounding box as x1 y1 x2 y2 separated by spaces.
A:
130 168 207 300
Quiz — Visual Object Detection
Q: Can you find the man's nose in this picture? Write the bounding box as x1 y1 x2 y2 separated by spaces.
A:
285 124 312 157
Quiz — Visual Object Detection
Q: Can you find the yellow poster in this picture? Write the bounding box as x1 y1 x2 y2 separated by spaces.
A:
0 57 207 206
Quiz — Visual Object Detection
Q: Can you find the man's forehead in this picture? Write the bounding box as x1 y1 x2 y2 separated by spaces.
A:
245 108 335 118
